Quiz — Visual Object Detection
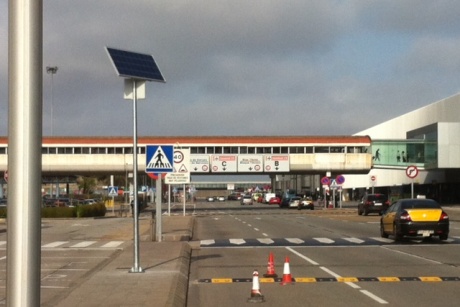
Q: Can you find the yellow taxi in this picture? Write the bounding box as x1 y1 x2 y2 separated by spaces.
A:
380 198 449 241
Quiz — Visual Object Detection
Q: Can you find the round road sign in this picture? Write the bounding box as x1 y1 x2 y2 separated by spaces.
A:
321 176 330 185
336 175 345 185
406 165 419 179
173 150 184 164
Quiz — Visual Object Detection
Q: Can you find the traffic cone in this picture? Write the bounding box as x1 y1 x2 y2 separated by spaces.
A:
247 270 265 303
263 252 278 278
280 256 293 285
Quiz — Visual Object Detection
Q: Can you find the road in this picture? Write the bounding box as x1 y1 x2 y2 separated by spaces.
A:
187 200 460 306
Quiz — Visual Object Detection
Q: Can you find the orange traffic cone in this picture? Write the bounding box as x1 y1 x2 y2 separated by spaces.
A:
247 270 265 303
280 256 293 285
263 252 278 278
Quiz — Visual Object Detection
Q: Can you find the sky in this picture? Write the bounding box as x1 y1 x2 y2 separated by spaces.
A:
2 1 460 137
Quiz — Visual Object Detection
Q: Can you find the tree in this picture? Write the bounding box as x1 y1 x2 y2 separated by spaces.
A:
77 176 97 195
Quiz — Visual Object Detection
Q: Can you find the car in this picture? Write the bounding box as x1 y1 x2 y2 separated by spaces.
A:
263 193 276 204
300 196 314 210
268 196 281 205
227 193 241 201
217 196 226 202
84 199 97 205
252 193 263 202
279 190 297 208
358 193 390 216
288 196 302 209
207 196 215 202
240 194 253 205
380 198 449 241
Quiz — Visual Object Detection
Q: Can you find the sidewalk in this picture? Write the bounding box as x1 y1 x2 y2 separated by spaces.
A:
49 213 195 307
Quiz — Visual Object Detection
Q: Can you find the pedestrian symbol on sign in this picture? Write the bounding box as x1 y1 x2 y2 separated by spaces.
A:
145 145 174 173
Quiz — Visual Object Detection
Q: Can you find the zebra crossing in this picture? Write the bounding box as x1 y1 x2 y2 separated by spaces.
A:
200 236 460 247
0 240 127 250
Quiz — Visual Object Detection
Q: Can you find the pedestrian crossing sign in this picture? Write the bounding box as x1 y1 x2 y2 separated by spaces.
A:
108 186 118 197
145 145 174 173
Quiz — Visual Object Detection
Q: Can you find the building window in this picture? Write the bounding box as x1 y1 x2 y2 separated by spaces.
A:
315 147 329 153
305 147 313 153
206 147 214 154
281 147 288 154
272 147 280 154
240 147 248 154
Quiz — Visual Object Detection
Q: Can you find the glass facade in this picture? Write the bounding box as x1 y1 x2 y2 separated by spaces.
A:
371 139 437 168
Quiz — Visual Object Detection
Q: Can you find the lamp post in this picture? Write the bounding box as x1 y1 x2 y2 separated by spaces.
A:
46 66 58 136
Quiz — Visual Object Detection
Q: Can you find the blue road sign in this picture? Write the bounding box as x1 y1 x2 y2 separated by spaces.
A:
146 145 174 173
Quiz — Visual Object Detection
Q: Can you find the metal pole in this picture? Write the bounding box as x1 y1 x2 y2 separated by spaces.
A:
46 66 58 136
130 79 143 273
7 0 43 305
183 184 186 216
156 176 162 242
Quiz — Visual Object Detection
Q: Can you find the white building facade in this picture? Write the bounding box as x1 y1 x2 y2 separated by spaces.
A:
344 93 460 203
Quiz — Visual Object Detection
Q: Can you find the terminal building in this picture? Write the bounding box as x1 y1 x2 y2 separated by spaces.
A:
341 93 460 203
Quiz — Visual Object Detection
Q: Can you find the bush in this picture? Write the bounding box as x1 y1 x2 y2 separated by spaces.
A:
0 202 107 219
76 202 106 218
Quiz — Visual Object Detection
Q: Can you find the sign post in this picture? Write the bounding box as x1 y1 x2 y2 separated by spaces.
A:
146 145 174 242
405 165 419 198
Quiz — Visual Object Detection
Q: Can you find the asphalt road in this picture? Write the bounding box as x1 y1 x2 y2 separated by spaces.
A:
188 201 460 306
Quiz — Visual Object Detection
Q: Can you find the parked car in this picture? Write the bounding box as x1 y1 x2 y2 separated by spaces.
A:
227 193 241 201
217 196 226 202
207 196 215 202
300 196 314 210
279 190 297 208
288 196 302 209
380 198 449 241
263 193 276 204
240 194 253 205
268 196 281 205
358 193 389 216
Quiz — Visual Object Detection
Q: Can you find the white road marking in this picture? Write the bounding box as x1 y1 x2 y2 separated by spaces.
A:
229 239 246 245
343 237 364 244
70 241 96 248
101 241 124 248
286 238 305 244
286 249 389 304
201 239 216 246
313 237 334 244
42 241 69 248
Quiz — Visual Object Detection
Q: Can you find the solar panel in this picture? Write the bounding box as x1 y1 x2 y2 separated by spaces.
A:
106 47 165 82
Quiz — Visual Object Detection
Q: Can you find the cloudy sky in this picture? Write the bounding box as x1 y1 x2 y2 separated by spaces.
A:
2 1 460 138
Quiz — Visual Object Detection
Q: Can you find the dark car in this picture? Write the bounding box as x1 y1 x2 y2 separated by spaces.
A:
380 198 449 241
358 193 389 216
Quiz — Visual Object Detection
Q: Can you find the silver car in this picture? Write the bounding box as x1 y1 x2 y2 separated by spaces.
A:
240 194 253 205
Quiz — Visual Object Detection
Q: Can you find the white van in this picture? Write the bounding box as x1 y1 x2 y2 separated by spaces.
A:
263 193 276 204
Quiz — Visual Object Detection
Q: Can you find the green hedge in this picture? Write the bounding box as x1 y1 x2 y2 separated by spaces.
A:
0 203 107 218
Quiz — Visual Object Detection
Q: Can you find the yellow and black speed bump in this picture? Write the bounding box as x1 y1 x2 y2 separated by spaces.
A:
197 276 460 284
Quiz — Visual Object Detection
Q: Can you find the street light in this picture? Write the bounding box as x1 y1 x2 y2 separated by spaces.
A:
46 66 58 136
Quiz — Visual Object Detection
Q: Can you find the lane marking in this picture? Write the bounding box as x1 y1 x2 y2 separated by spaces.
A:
42 241 69 248
101 241 124 248
288 248 388 304
70 241 97 248
285 246 318 265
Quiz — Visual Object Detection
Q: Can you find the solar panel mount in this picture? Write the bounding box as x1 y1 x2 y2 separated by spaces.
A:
106 47 165 82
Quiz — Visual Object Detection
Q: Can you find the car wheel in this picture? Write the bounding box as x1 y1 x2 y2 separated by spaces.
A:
380 222 389 238
363 208 369 216
393 224 402 241
310 206 314 210
358 209 362 215
439 234 448 241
